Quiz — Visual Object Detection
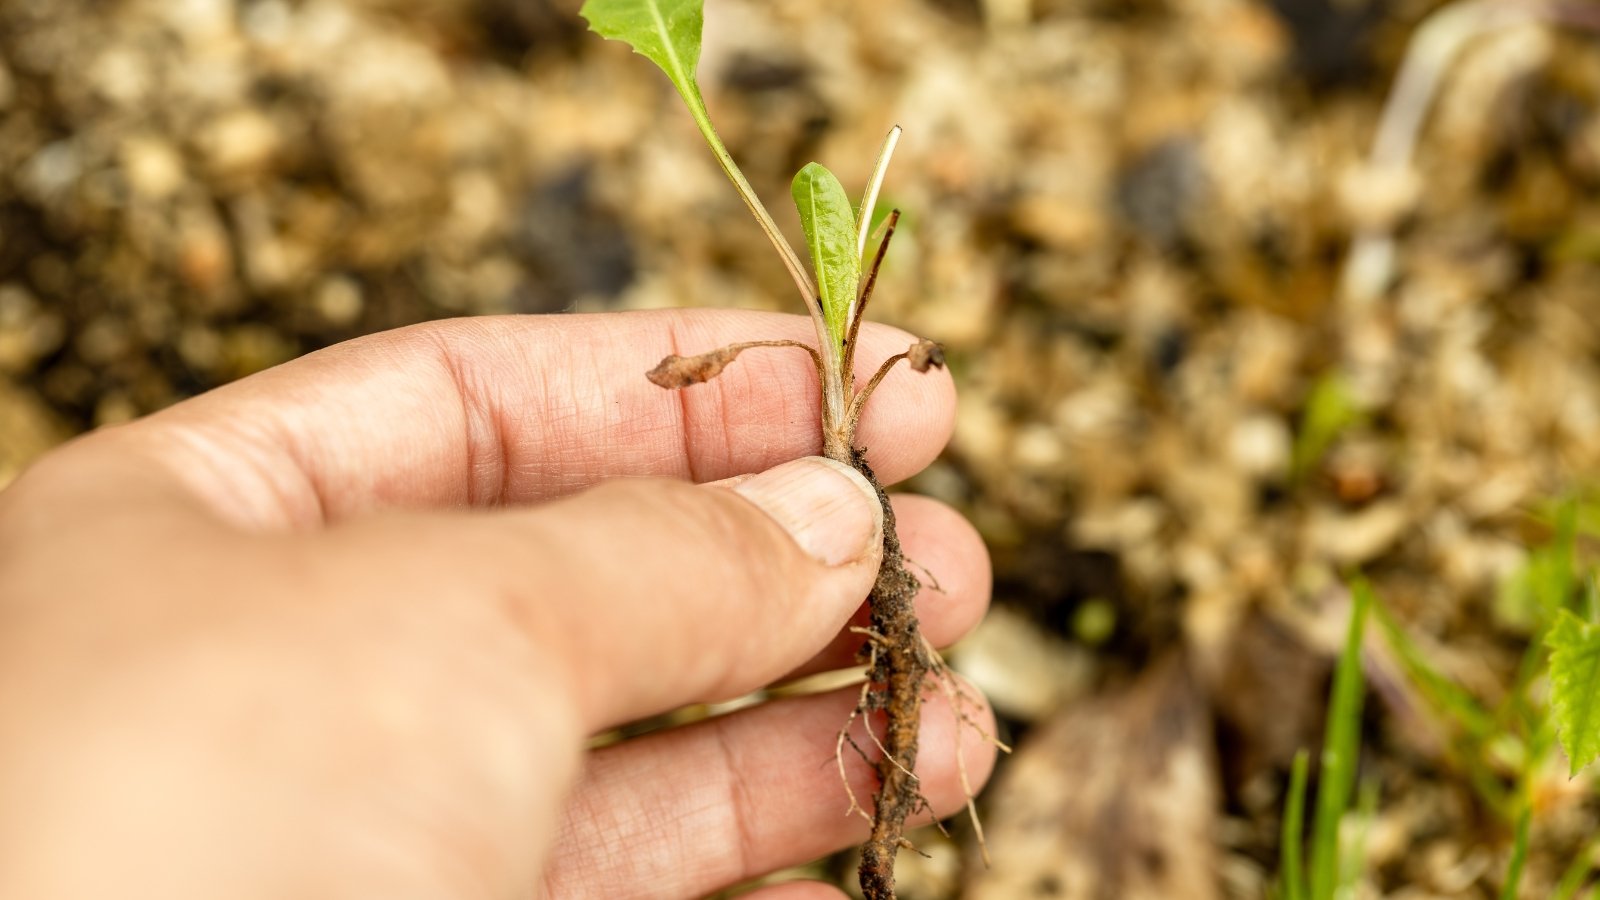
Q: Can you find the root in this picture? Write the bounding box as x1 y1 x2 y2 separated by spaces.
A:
835 453 1012 897
835 695 875 826
920 634 1009 868
850 625 892 646
921 634 1012 756
847 450 932 900
905 557 945 594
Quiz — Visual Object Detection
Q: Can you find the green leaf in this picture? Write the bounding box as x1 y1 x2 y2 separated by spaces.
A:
791 162 861 351
1292 372 1362 482
1547 608 1600 776
580 0 821 330
579 0 705 105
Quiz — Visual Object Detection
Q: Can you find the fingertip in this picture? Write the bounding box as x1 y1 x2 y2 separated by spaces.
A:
665 312 955 485
542 679 997 894
495 465 890 728
731 457 883 569
850 323 957 485
779 493 990 682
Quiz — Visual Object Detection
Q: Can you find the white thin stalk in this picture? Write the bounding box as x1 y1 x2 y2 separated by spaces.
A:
1340 0 1570 309
857 126 902 257
849 125 901 332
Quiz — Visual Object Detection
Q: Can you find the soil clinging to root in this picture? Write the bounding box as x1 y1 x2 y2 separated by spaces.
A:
848 450 932 900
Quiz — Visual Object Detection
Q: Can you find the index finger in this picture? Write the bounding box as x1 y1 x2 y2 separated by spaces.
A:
110 310 955 529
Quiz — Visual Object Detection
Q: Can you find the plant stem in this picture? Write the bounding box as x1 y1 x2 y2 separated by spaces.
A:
680 92 816 304
1309 582 1372 900
843 210 901 381
1500 800 1532 900
678 91 850 430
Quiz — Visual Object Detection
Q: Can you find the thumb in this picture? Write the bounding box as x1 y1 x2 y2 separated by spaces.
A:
341 457 886 731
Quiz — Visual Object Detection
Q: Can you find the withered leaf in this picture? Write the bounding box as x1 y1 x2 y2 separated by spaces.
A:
647 339 822 390
645 346 742 389
908 339 945 373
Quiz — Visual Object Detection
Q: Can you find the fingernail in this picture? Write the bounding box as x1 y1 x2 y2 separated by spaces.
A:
732 457 883 566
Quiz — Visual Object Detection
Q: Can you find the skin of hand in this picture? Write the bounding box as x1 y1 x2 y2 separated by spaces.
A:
0 310 996 900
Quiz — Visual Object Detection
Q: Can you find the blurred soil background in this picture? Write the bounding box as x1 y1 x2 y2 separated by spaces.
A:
4 0 1600 896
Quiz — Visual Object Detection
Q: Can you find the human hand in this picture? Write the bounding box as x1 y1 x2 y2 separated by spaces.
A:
0 310 995 900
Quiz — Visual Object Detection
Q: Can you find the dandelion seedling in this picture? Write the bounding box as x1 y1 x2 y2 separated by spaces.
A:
580 1 977 897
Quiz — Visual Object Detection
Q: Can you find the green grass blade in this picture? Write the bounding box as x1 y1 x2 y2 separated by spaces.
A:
1339 777 1380 892
791 162 861 351
1547 608 1600 776
1500 803 1532 900
1552 833 1596 900
1371 597 1524 815
1310 579 1373 900
1373 599 1496 739
1281 749 1310 900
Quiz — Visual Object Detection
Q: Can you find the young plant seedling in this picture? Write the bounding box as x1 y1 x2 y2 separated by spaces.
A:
579 1 973 896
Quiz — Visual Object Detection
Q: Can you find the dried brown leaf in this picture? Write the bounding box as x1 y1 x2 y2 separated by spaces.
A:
909 339 945 373
645 339 824 390
645 347 741 388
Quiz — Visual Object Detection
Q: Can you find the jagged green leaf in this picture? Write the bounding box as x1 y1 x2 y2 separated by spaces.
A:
1547 609 1600 776
579 0 821 333
791 162 860 351
579 0 705 106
